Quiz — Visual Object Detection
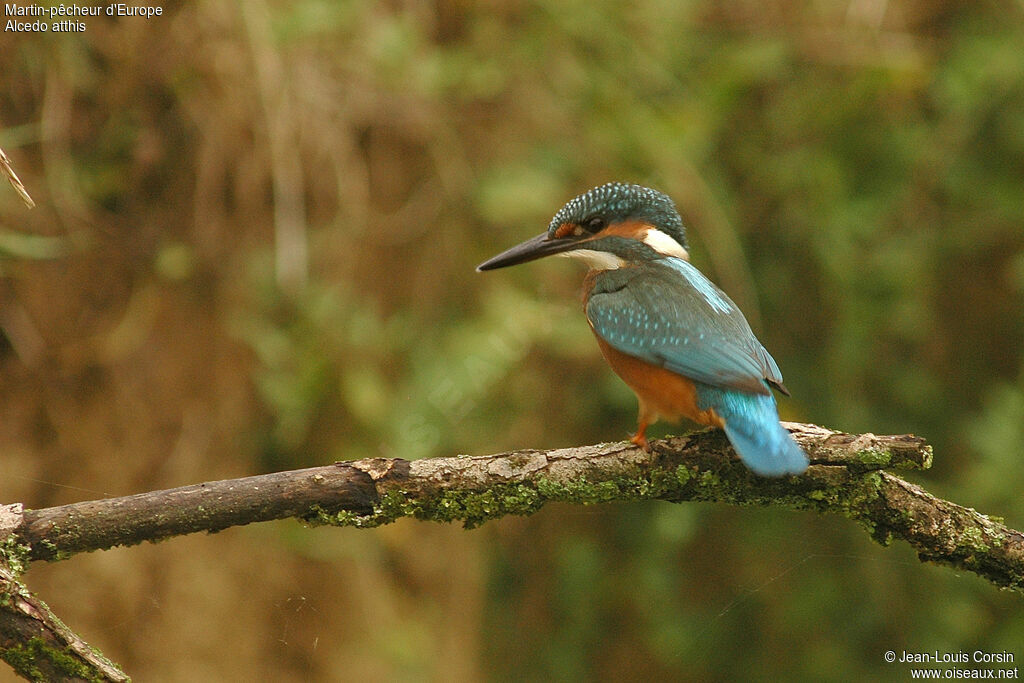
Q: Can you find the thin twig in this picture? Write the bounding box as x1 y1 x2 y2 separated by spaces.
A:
0 147 35 209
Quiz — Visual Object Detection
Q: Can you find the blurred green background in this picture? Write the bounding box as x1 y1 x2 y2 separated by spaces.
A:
2 1 1024 680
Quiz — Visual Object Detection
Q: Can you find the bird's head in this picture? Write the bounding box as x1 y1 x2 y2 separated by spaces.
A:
477 182 688 272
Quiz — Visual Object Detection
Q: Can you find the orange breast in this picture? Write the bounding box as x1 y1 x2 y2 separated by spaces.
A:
592 333 725 429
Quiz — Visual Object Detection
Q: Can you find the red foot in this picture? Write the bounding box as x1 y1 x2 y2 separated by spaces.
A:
630 424 651 452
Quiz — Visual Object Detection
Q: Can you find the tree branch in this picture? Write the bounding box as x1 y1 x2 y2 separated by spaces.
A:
0 507 127 681
7 422 1022 595
3 422 1021 679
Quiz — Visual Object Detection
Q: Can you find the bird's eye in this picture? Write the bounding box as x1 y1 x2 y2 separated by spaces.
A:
585 217 606 232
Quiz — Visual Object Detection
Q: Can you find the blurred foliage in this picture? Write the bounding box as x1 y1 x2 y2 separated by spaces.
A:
1 0 1024 680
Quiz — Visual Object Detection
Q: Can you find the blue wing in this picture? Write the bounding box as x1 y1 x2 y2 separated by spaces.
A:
585 259 785 396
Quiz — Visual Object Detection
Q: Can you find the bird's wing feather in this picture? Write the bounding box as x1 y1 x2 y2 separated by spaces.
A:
585 260 783 395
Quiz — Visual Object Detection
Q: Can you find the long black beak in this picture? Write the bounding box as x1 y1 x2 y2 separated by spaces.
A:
476 232 579 271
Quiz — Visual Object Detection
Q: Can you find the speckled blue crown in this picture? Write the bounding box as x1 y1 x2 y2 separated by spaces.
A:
547 182 687 249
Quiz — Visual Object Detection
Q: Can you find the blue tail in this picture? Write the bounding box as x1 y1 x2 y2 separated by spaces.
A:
696 383 808 477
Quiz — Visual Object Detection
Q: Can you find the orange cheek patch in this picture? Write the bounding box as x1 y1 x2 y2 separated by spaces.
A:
571 219 653 246
600 220 652 240
554 222 577 239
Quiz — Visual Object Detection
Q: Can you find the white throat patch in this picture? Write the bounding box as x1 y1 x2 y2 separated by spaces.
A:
557 249 627 270
641 228 689 260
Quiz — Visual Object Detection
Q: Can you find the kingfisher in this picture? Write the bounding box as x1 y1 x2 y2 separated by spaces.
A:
477 182 807 477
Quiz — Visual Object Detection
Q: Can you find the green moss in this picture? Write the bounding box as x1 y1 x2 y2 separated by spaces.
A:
919 445 934 470
309 460 899 552
378 483 547 529
311 482 549 530
853 448 892 467
0 584 127 680
35 539 74 562
537 476 627 504
1 642 43 682
312 467 688 530
0 536 32 577
698 471 721 488
0 637 110 682
808 472 883 512
673 466 891 542
959 525 990 554
797 471 886 539
531 471 682 508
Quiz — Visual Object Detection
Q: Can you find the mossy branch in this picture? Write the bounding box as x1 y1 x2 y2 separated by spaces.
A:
3 421 1022 680
0 544 127 681
4 422 1022 596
